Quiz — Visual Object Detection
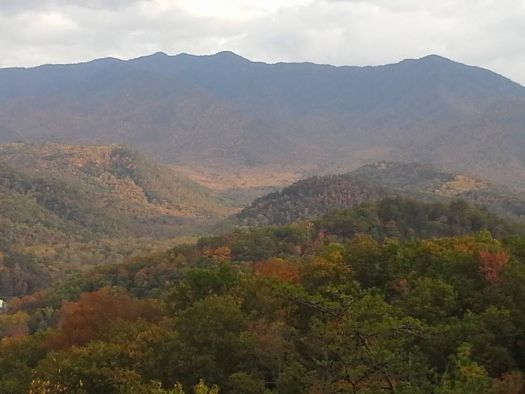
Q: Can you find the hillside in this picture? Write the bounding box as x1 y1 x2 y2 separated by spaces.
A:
0 52 524 188
0 142 231 241
0 142 234 294
236 175 392 225
352 162 525 219
1 198 525 392
237 162 525 226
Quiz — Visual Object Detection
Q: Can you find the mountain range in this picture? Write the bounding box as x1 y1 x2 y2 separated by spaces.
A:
2 50 525 393
1 52 524 189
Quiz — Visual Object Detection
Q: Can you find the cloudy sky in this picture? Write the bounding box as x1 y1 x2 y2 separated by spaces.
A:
1 0 524 84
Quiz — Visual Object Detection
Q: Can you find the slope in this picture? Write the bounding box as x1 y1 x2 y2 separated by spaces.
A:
236 162 525 226
0 142 232 243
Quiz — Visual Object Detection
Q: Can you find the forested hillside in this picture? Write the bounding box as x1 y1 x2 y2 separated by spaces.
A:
0 198 524 392
0 142 230 239
353 162 525 219
237 162 525 226
236 174 392 225
0 143 232 296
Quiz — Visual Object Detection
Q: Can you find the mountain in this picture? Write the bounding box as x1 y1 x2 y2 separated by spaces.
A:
0 142 236 295
0 52 524 188
236 161 525 226
236 174 392 225
0 142 231 243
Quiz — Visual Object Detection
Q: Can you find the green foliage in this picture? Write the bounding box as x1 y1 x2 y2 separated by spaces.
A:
318 198 518 241
0 142 235 298
238 162 525 227
2 199 525 393
437 343 523 394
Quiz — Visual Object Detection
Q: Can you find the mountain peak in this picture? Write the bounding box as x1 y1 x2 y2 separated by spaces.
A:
211 51 249 62
396 54 458 67
151 51 169 57
129 51 170 64
419 54 454 63
213 50 242 57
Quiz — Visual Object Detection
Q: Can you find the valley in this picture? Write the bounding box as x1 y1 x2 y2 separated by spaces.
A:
0 51 524 393
0 140 523 301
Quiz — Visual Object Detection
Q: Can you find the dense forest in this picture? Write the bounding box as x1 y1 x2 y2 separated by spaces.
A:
237 162 525 227
3 8 525 394
1 198 525 393
0 143 237 298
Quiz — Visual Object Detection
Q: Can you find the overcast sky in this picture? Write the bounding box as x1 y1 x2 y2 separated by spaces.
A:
1 0 524 84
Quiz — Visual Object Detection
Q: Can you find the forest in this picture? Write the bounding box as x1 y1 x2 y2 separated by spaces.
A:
0 198 525 393
2 3 525 393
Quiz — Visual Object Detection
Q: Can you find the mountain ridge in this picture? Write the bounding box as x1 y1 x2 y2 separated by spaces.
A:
0 142 232 241
1 51 524 188
236 161 525 226
5 51 523 85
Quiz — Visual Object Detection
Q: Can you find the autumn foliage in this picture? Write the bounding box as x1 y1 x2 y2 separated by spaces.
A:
253 258 300 283
478 250 509 283
47 287 160 349
203 246 232 263
0 200 524 393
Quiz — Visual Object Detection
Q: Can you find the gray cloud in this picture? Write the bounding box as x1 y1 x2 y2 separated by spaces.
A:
0 0 524 85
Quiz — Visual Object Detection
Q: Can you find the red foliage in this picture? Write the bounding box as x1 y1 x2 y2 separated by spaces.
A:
8 290 50 313
203 246 232 263
391 278 410 294
478 251 509 283
46 287 160 349
253 258 300 283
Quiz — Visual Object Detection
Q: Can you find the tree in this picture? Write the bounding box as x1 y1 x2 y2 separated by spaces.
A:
47 287 160 349
438 343 523 394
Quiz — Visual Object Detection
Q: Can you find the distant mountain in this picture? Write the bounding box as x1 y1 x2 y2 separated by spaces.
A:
236 162 525 226
0 52 524 188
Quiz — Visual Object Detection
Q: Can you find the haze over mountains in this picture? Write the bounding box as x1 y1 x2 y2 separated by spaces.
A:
4 46 525 392
1 51 524 189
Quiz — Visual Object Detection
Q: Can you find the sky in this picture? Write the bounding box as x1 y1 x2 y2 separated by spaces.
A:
1 0 524 85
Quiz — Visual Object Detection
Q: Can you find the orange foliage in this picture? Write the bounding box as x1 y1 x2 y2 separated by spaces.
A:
8 290 50 314
478 251 509 283
253 258 300 283
0 311 30 338
203 246 232 263
46 287 160 349
391 278 410 294
247 320 291 364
